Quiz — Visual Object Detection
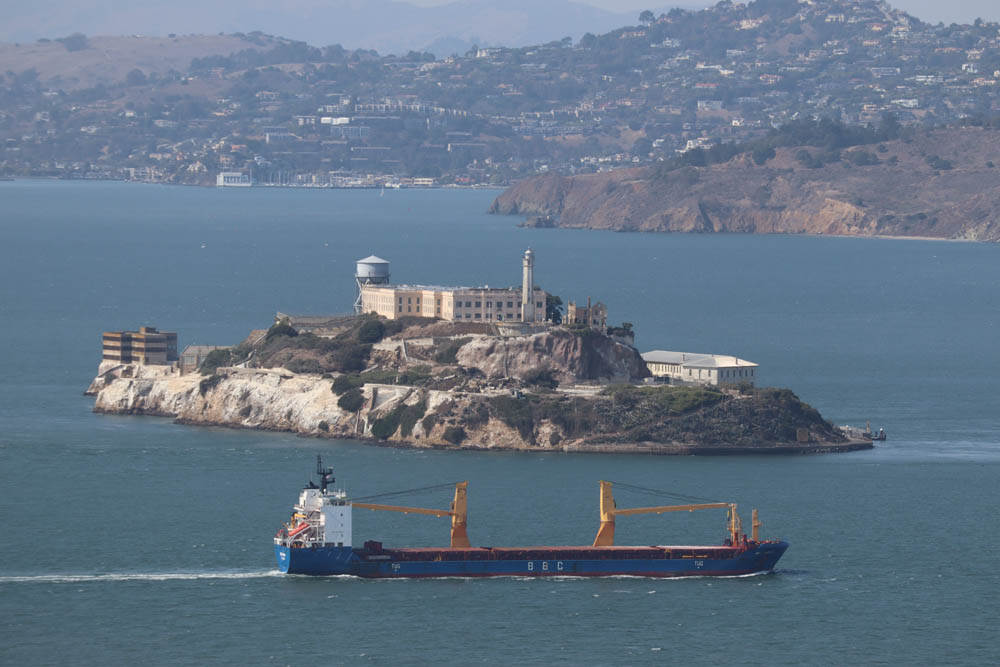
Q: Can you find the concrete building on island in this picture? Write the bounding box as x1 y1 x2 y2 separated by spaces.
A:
566 297 607 330
359 250 547 323
179 345 227 374
642 350 758 387
102 326 178 366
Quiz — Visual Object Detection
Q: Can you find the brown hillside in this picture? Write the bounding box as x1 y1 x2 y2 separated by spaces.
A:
0 34 274 89
491 127 1000 242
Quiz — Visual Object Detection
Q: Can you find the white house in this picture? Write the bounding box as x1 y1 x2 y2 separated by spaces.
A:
642 350 759 387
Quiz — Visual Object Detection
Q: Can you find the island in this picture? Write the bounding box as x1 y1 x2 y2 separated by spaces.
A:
87 271 871 455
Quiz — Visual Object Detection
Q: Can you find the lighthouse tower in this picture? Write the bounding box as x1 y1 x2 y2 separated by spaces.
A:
521 248 535 322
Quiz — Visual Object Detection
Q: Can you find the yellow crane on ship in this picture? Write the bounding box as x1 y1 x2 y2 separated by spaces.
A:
346 479 763 550
591 480 761 547
352 481 471 548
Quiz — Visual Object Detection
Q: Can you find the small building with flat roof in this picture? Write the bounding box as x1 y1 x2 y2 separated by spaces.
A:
180 345 228 374
102 326 178 366
642 350 758 387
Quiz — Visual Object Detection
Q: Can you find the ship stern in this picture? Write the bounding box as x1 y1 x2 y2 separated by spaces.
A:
275 543 292 573
274 543 357 576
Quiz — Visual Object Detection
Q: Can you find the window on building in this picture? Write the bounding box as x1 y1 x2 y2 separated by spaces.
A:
407 307 411 312
398 306 403 312
475 301 481 308
507 301 513 308
536 301 543 309
474 313 481 319
465 301 472 307
497 314 503 321
465 313 471 319
408 297 412 304
486 301 492 308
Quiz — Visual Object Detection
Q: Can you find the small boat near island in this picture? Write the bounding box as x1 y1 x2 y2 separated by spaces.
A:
863 420 887 441
274 457 789 578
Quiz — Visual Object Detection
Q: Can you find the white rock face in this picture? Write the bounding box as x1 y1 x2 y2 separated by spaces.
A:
91 365 572 450
455 328 648 384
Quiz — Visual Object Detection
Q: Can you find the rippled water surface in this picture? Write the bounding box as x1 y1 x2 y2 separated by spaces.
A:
1 180 998 665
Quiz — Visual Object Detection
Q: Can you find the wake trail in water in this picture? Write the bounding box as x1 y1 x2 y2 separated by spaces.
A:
0 570 282 584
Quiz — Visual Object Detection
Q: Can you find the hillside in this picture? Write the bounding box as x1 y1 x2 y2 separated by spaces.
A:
4 0 1000 188
491 126 1000 242
0 34 276 90
0 0 636 60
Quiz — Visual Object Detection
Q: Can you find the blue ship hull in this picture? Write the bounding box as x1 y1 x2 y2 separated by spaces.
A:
275 541 788 578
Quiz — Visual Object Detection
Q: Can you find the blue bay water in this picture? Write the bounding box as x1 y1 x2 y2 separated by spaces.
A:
0 180 998 665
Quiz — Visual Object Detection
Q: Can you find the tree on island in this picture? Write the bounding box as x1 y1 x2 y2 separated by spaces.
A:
546 295 564 324
639 10 655 25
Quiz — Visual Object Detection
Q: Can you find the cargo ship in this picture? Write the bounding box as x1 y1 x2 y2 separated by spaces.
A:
274 458 788 578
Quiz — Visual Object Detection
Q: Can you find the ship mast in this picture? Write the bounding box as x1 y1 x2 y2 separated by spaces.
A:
316 455 335 494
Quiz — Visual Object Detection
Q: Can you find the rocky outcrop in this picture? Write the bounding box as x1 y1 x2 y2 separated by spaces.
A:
490 128 1000 242
455 329 649 384
91 365 864 454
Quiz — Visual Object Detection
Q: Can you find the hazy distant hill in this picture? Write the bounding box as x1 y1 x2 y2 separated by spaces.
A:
0 35 280 90
0 0 662 57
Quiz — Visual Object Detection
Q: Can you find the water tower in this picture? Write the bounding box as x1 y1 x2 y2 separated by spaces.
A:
355 255 391 313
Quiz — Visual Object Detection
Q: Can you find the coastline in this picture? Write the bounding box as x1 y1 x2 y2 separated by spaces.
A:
97 410 874 456
89 362 869 456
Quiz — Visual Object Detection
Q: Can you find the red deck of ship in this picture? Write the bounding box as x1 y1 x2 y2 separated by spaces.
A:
364 545 745 562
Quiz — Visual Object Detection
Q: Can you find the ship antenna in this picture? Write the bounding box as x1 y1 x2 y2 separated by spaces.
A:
316 455 335 493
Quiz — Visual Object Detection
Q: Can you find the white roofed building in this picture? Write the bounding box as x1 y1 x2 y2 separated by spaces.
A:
642 350 759 387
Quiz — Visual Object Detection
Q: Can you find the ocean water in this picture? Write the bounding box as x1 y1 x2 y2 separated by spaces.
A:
1 180 998 665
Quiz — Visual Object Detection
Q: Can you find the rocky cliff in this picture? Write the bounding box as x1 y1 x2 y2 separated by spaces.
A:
91 364 865 454
454 328 648 384
490 128 1000 242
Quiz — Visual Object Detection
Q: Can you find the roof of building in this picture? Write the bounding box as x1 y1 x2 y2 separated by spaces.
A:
357 255 390 264
641 350 758 369
364 283 531 293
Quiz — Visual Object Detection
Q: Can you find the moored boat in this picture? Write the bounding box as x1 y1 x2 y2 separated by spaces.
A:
274 457 788 578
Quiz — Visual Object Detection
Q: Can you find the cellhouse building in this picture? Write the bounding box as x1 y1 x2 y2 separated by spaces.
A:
358 249 547 322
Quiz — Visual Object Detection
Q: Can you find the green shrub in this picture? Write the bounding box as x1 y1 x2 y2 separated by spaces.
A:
847 150 879 166
398 398 428 437
337 388 366 412
335 343 372 372
198 348 232 375
925 154 953 170
490 395 535 439
443 426 466 445
198 374 224 396
433 338 470 364
397 365 432 386
332 374 361 395
285 358 322 374
421 413 438 433
371 409 401 440
522 367 559 389
265 320 298 341
357 319 386 344
752 146 775 165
